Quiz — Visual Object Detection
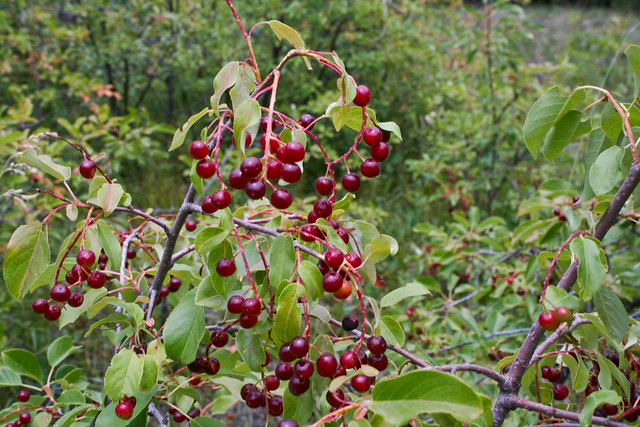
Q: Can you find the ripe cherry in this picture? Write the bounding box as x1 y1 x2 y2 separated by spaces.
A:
326 389 345 407
340 351 357 369
17 390 30 402
44 304 61 321
555 306 572 323
299 114 315 130
227 295 244 313
268 395 284 416
279 344 295 362
239 314 258 329
345 252 362 268
126 247 137 259
322 272 343 292
342 314 359 331
232 133 252 148
216 258 236 277
189 140 209 159
204 358 220 375
353 85 371 107
185 219 197 232
371 142 389 162
367 335 387 355
187 407 201 418
288 376 310 395
337 228 349 244
189 376 201 386
324 248 344 269
174 411 186 422
201 195 217 214
265 375 280 391
300 224 319 242
539 311 559 331
315 177 334 195
115 402 134 420
266 161 282 180
602 403 618 415
169 277 182 292
242 297 261 315
547 368 562 383
342 173 361 193
284 141 305 163
87 271 106 289
68 291 84 307
316 353 338 377
363 127 382 146
79 160 97 179
76 249 96 268
245 179 267 199
290 336 309 359
368 353 389 371
351 374 371 392
333 281 352 300
313 198 333 218
260 134 280 152
276 362 294 380
553 383 569 400
211 332 229 347
196 159 216 179
271 188 292 210
228 168 248 190
240 156 262 178
541 366 552 379
211 190 232 209
259 116 276 132
361 159 380 178
19 412 32 424
281 163 301 183
159 286 170 298
293 359 314 379
241 383 258 400
32 298 48 314
50 284 70 302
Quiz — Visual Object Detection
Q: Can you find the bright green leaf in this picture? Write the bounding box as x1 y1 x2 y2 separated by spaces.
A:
104 348 144 401
22 149 71 180
169 107 209 151
164 289 205 364
570 237 607 300
593 286 629 344
380 282 431 308
235 329 266 371
97 183 125 215
47 336 81 368
3 223 49 299
2 349 42 382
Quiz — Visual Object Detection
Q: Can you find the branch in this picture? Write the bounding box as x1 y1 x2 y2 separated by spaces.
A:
147 402 168 427
170 245 195 266
529 316 591 367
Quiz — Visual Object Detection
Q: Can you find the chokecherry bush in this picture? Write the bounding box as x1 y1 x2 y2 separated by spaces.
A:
3 2 640 426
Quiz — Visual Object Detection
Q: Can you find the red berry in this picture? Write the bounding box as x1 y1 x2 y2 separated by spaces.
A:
126 247 137 259
351 374 371 392
293 359 314 379
340 351 357 369
279 344 295 363
268 395 283 416
539 311 559 331
360 159 380 178
76 249 96 268
87 271 106 289
271 188 292 210
363 127 382 146
244 179 267 199
196 159 216 179
553 383 569 400
326 389 345 407
541 366 551 379
68 291 84 307
79 160 97 179
50 284 70 302
547 368 562 383
216 258 236 277
19 412 31 424
555 306 572 323
313 198 333 218
368 353 388 371
232 133 252 148
265 375 280 391
260 134 281 152
44 304 61 321
228 168 248 190
553 207 561 216
204 358 220 375
227 295 244 313
187 407 201 418
353 85 371 107
246 390 265 408
284 141 305 163
315 177 334 195
169 277 182 292
341 173 360 193
241 383 258 400
288 376 310 395
367 335 387 355
259 116 275 132
266 161 282 180
240 156 262 178
17 390 30 402
299 114 315 130
316 353 338 377
185 219 197 232
337 228 349 244
300 224 319 242
242 297 261 315
280 163 302 183
32 298 48 314
324 248 344 269
275 362 294 380
345 252 361 268
211 332 229 347
322 272 343 292
189 376 201 386
189 140 209 159
342 314 359 331
239 313 258 329
201 195 217 214
174 412 186 422
602 403 618 415
159 286 170 298
115 402 134 420
371 142 389 162
289 336 309 359
211 190 232 209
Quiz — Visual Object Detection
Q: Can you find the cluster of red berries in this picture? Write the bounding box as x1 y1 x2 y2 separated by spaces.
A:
538 306 572 331
187 354 221 377
115 396 137 420
5 390 32 426
317 248 361 300
227 295 261 329
168 405 201 423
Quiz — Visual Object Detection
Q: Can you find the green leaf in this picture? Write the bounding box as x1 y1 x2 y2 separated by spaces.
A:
370 370 484 424
268 20 311 69
97 183 125 215
332 104 352 131
47 336 81 368
593 286 629 343
600 103 640 143
570 237 607 300
52 404 93 427
544 286 580 311
542 110 586 161
235 329 265 371
210 62 240 114
522 87 586 158
625 45 640 101
0 366 22 386
195 227 230 254
22 149 71 180
191 418 226 427
164 289 205 364
140 355 158 392
283 386 314 424
580 390 620 427
96 220 122 270
375 315 405 346
269 235 296 287
380 282 431 308
2 349 43 382
365 235 398 263
169 107 209 151
60 287 107 327
274 283 303 343
230 63 256 109
376 120 403 141
589 146 623 195
297 260 324 301
512 219 553 244
3 223 49 299
104 348 144 401
233 98 261 156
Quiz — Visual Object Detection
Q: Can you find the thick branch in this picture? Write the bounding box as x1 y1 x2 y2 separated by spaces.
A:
509 396 627 427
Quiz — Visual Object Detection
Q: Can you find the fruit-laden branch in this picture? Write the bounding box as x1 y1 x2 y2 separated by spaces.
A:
492 162 640 426
508 396 627 427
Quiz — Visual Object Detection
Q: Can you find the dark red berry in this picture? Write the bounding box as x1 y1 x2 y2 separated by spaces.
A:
76 249 96 268
345 252 361 268
316 352 338 377
189 140 209 159
216 258 236 277
68 291 84 307
87 271 106 289
279 419 299 427
340 351 357 369
539 311 559 331
313 198 333 218
602 403 618 415
79 160 97 179
342 314 359 331
293 359 314 379
242 298 261 315
281 163 301 183
187 407 201 418
169 277 182 292
342 173 360 193
353 85 371 107
19 411 32 424
239 314 258 329
547 368 562 383
289 336 309 359
32 298 48 314
300 225 319 242
318 260 330 276
228 168 248 190
241 383 258 400
360 159 380 178
17 390 30 402
363 127 382 146
44 304 61 321
173 411 186 422
227 295 244 314
211 332 229 347
201 195 217 214
126 247 137 259
284 141 305 163
555 306 572 323
212 190 232 209
324 248 344 269
351 374 371 392
268 395 283 416
115 402 134 420
322 272 343 292
275 362 294 380
371 142 389 162
368 353 388 371
381 129 391 142
266 161 282 180
553 383 569 400
337 228 349 244
196 159 216 179
326 389 345 407
279 344 295 363
185 219 197 232
367 336 387 355
204 358 220 375
315 177 334 195
299 114 315 130
271 188 292 210
240 156 262 178
159 286 170 298
260 134 280 152
288 376 310 396
541 366 551 379
50 284 70 302
259 116 275 132
232 133 252 148
265 375 280 391
245 179 267 199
